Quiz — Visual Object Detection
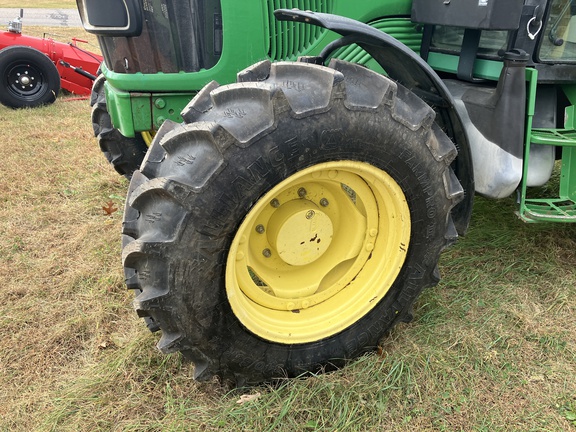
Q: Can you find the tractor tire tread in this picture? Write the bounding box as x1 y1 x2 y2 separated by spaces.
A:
123 59 462 385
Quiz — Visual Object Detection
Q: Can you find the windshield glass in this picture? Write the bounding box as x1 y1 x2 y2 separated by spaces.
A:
431 27 509 57
100 0 222 74
540 0 576 62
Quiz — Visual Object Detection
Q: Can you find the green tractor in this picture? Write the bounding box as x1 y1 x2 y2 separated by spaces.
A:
77 0 576 385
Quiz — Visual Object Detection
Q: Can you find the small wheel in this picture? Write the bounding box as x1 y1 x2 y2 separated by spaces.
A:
91 74 148 179
123 59 463 385
0 45 60 108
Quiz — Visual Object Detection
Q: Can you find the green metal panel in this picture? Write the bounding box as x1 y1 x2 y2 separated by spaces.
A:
104 85 136 138
518 70 576 222
130 93 152 133
104 0 411 93
562 85 576 107
102 0 413 136
266 0 333 61
150 93 197 128
426 51 503 81
334 18 422 74
560 107 576 202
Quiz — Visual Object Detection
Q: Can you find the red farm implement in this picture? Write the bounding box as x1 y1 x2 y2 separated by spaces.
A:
0 10 102 108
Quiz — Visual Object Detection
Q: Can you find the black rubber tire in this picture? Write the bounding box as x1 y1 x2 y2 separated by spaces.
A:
90 74 148 179
0 45 60 108
122 59 463 385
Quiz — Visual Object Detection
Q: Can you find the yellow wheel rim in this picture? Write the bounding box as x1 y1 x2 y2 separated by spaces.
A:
226 161 411 344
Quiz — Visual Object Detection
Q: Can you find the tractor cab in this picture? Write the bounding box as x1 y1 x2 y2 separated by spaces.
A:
412 0 576 221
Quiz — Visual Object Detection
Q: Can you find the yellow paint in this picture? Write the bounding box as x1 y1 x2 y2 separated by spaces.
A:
141 130 154 146
267 199 333 266
225 160 411 344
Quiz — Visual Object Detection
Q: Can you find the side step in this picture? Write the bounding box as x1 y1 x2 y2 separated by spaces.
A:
518 128 576 222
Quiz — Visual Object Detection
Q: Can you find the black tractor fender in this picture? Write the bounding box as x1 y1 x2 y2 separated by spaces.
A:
275 9 474 235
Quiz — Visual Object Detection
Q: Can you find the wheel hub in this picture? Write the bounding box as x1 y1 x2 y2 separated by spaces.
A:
267 199 333 266
8 65 41 97
18 74 31 87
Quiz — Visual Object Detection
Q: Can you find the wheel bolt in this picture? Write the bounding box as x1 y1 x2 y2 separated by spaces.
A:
270 198 280 208
255 224 265 234
306 210 315 219
262 248 272 258
320 198 329 207
298 187 307 198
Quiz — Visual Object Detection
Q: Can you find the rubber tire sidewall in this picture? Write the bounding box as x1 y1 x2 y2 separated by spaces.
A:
0 46 60 108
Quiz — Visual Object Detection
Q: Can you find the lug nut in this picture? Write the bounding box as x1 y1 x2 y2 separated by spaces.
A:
255 224 265 234
320 198 329 207
270 198 280 208
306 210 315 219
298 187 307 198
262 248 272 258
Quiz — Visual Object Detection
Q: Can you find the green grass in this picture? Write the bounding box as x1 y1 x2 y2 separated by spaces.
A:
0 97 575 430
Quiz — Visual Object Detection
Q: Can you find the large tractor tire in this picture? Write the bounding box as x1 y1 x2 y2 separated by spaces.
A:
122 59 463 385
0 45 60 108
90 74 148 179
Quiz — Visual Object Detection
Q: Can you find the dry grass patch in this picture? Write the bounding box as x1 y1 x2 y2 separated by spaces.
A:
0 98 132 429
0 1 77 9
0 97 575 431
